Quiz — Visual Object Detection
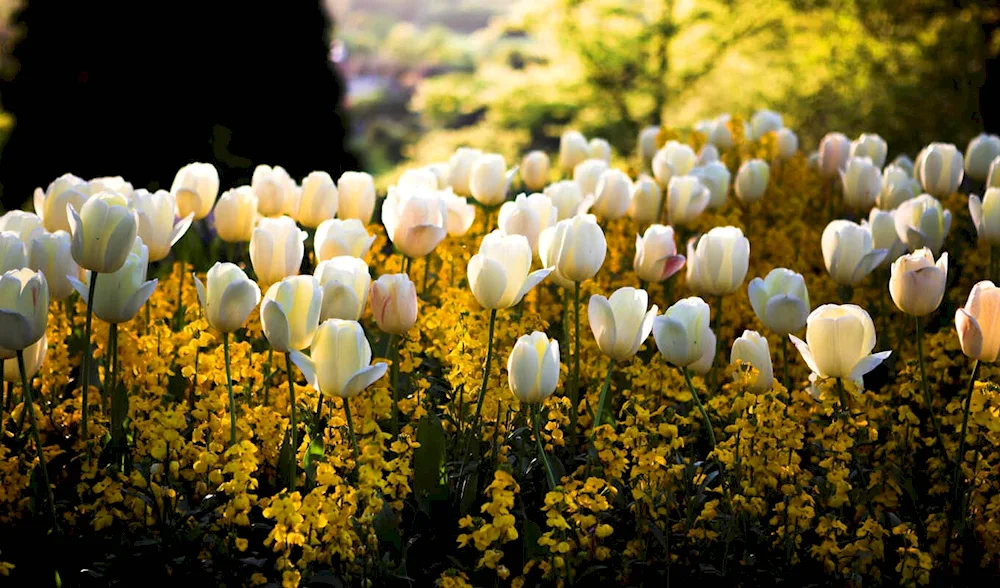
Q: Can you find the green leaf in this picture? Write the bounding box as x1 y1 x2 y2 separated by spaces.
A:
276 426 294 490
522 519 543 561
303 436 324 489
413 414 447 500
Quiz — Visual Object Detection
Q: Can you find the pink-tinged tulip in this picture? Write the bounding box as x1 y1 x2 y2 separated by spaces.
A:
955 281 1000 362
889 248 947 316
370 273 418 335
634 224 685 284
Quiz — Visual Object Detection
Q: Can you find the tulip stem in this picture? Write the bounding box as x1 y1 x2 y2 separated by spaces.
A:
108 323 124 454
388 334 400 435
144 301 151 335
991 245 1000 284
533 405 558 490
915 317 947 460
80 270 98 441
422 255 432 297
835 378 850 419
223 332 237 447
571 281 581 441
781 335 791 393
682 368 716 449
588 359 616 472
946 359 979 565
466 309 498 457
263 347 273 407
343 397 360 463
19 348 59 533
285 350 298 491
402 255 412 278
175 259 186 330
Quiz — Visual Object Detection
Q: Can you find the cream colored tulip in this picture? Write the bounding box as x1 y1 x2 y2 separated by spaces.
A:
170 162 218 220
337 171 377 223
67 191 138 274
841 157 881 210
987 157 1000 190
588 138 612 162
790 304 891 383
706 115 734 150
214 186 258 243
448 147 483 197
821 220 887 286
261 275 323 352
521 151 550 192
0 232 26 274
468 230 550 310
735 159 770 203
818 132 851 178
370 273 418 335
87 176 133 199
194 262 262 333
969 188 1000 245
654 141 697 186
132 189 193 262
893 154 915 176
666 175 709 226
627 175 662 224
71 245 157 324
965 133 1000 182
296 171 339 229
0 211 43 248
381 187 447 259
747 267 810 335
878 164 919 210
775 128 799 159
314 218 375 261
589 287 658 361
956 281 1000 362
574 158 609 198
889 248 947 316
592 169 632 220
559 131 589 174
314 256 370 321
442 192 477 237
538 215 607 286
868 208 907 265
652 296 715 372
697 144 719 166
850 133 888 169
2 334 46 383
34 173 89 233
893 194 951 254
691 162 731 209
250 216 306 286
634 224 685 284
28 230 77 301
917 142 964 198
498 193 558 254
507 332 560 404
253 165 295 217
425 163 450 189
470 153 509 207
731 330 773 391
749 110 783 141
544 180 588 221
398 168 439 193
291 319 387 399
0 268 48 356
638 126 660 167
686 226 750 296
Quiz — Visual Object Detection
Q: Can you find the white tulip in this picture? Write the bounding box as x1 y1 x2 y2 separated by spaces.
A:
849 133 888 169
573 158 609 198
381 186 448 259
214 186 258 243
867 208 907 265
337 171 377 223
775 128 798 159
841 157 881 210
697 144 720 166
193 262 262 333
706 115 734 149
498 193 558 254
71 246 157 324
691 162 731 209
750 109 783 141
314 256 371 322
448 147 483 196
821 220 887 286
0 211 44 248
735 159 770 203
638 126 660 166
253 165 295 217
591 169 632 220
171 162 219 221
965 133 1000 182
314 218 375 261
917 142 964 198
261 275 323 352
250 216 306 286
588 287 658 361
970 188 1000 245
627 175 662 224
731 330 773 391
790 304 891 385
559 131 589 174
442 192 477 237
666 175 709 226
889 248 947 317
296 171 339 229
521 151 551 192
544 180 588 221
0 232 26 274
686 226 750 296
28 230 77 301
588 138 612 162
747 268 810 335
538 215 606 286
652 296 715 372
132 189 193 262
878 164 919 210
467 230 550 310
893 194 952 254
818 132 851 178
507 332 560 404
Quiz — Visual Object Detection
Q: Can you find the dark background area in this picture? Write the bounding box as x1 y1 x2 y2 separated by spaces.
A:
0 0 358 210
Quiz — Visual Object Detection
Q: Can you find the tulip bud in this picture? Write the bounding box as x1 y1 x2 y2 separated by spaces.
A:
878 164 919 210
261 275 323 352
731 330 773 391
686 226 750 296
591 169 632 220
750 109 783 141
214 186 258 243
747 268 810 335
194 262 262 333
313 218 375 262
917 142 964 198
295 171 339 229
868 208 907 264
666 176 710 226
170 162 219 221
653 296 715 372
658 141 696 178
627 175 662 224
370 273 418 335
735 159 770 203
0 211 44 249
544 181 587 221
71 245 157 324
638 126 660 167
889 248 947 316
965 133 1000 182
337 171 377 223
587 138 612 162
469 153 509 207
697 143 719 166
132 189 193 262
850 133 888 169
818 132 851 178
790 304 891 384
28 230 77 301
468 230 550 309
314 256 370 321
774 128 798 159
250 216 306 287
252 165 295 218
425 163 450 189
498 193 558 254
840 157 881 210
291 319 387 399
521 151 551 192
574 158 609 198
634 224 685 284
706 115 734 150
0 268 48 356
68 191 138 274
2 334 46 383
381 187 448 259
538 214 606 285
33 173 88 233
893 194 951 254
821 220 887 286
970 188 1000 245
442 192 477 237
691 162 731 209
507 332 560 404
955 281 1000 362
893 154 915 176
589 287 658 361
448 147 483 196
559 131 589 174
87 176 133 199
0 232 26 274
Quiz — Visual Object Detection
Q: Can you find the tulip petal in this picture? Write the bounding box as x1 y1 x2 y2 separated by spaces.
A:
539 341 560 399
747 277 768 322
689 329 716 375
512 268 551 306
789 334 821 376
661 254 686 280
68 275 89 303
468 254 508 310
848 350 891 382
122 280 158 324
289 350 318 391
343 363 388 399
956 308 983 360
588 294 617 357
509 341 540 402
970 194 984 236
194 275 207 311
262 298 292 352
171 213 195 247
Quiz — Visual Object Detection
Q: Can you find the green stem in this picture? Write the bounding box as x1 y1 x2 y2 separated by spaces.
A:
403 256 412 278
682 369 716 448
991 245 1000 285
109 323 120 444
263 347 273 407
590 359 616 440
571 281 581 441
19 349 59 532
145 301 151 335
533 405 558 490
175 259 186 330
915 317 948 460
285 351 298 492
835 377 850 420
80 270 98 440
422 254 432 296
639 279 648 293
947 359 980 561
343 397 359 463
223 333 237 447
466 309 498 458
781 335 791 393
388 334 400 435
